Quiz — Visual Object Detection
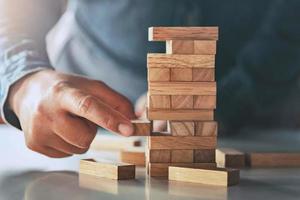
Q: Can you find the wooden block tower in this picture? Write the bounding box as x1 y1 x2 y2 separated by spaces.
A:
146 27 219 177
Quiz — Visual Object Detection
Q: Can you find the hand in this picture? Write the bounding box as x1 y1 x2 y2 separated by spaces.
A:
8 69 136 158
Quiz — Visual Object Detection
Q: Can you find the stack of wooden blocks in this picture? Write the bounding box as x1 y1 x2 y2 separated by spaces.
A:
146 27 219 177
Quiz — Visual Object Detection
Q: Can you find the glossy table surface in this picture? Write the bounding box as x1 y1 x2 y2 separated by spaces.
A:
0 125 300 200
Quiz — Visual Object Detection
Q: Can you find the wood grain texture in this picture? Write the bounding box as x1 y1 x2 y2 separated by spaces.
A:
193 68 215 81
148 150 171 163
195 121 218 136
166 40 217 55
79 159 135 180
171 95 193 109
131 120 152 136
149 82 216 96
246 153 300 168
194 95 216 109
168 121 195 136
149 95 171 109
170 68 193 81
149 27 218 41
148 68 170 82
148 136 217 150
171 150 194 163
147 54 215 68
216 148 245 168
194 40 217 55
147 109 214 120
169 167 239 186
120 148 145 167
194 149 216 163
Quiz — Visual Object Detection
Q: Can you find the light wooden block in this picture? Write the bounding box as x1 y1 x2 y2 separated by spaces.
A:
148 136 217 150
168 121 195 136
147 54 215 69
147 109 214 121
149 163 216 177
216 148 245 168
194 40 217 55
171 95 193 109
169 167 239 186
91 135 141 151
194 149 216 163
195 121 218 136
148 68 170 82
149 95 171 109
193 68 215 81
131 120 152 136
166 40 217 55
79 159 135 180
149 82 216 96
149 27 219 41
194 95 216 109
120 148 145 167
170 68 193 81
171 150 194 163
148 150 171 163
79 174 120 194
246 153 300 168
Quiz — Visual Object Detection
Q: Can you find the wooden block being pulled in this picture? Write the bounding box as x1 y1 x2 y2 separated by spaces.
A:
148 68 170 82
194 96 216 109
194 149 216 163
148 150 171 163
166 40 217 55
149 27 218 41
170 68 193 81
91 135 141 151
120 147 145 167
131 120 152 136
246 153 300 168
193 68 215 81
147 109 214 121
149 95 171 109
149 82 216 96
148 136 217 150
169 167 239 186
147 54 215 69
168 121 195 136
216 148 245 168
171 150 194 163
171 95 193 109
195 121 218 136
79 159 135 180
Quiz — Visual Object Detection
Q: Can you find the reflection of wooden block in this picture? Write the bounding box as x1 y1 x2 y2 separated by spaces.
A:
246 153 300 168
149 82 216 96
171 68 193 81
194 96 216 109
166 40 217 55
149 163 216 177
169 121 195 136
216 148 245 168
171 150 194 163
149 27 218 41
149 150 171 163
195 121 218 136
169 167 239 186
120 148 145 167
149 95 171 109
148 136 217 150
148 68 170 82
194 149 215 163
147 54 215 69
131 120 152 136
79 159 135 180
171 95 193 109
147 109 214 121
193 68 215 81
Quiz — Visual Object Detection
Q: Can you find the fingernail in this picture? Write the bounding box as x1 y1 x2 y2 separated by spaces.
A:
118 123 134 136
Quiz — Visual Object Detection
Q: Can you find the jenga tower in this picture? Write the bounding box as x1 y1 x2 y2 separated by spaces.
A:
146 27 219 177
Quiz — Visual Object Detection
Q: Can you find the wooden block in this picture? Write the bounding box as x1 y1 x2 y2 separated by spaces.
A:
79 174 119 194
168 121 195 136
149 95 171 109
195 121 218 136
147 109 214 121
149 27 219 41
148 68 170 82
147 54 215 69
193 68 215 81
148 136 217 150
216 148 245 168
194 149 216 163
148 150 171 163
170 68 193 81
194 40 217 55
171 150 194 163
120 148 145 167
166 40 217 55
79 159 135 180
131 120 151 136
246 153 300 168
169 167 239 186
171 95 193 109
91 135 141 151
194 96 216 109
149 82 216 96
149 163 216 177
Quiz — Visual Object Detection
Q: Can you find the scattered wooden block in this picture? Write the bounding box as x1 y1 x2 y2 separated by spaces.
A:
246 153 300 168
149 82 216 96
120 147 145 167
131 120 152 136
168 121 195 136
216 148 245 168
79 174 120 194
148 68 170 82
171 95 193 109
79 159 135 180
195 121 218 136
193 68 215 81
148 95 171 109
170 68 193 81
171 150 194 163
193 95 216 109
166 40 217 55
194 149 216 163
147 54 215 69
169 167 239 186
149 27 218 41
148 136 217 150
148 150 171 163
147 109 214 121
